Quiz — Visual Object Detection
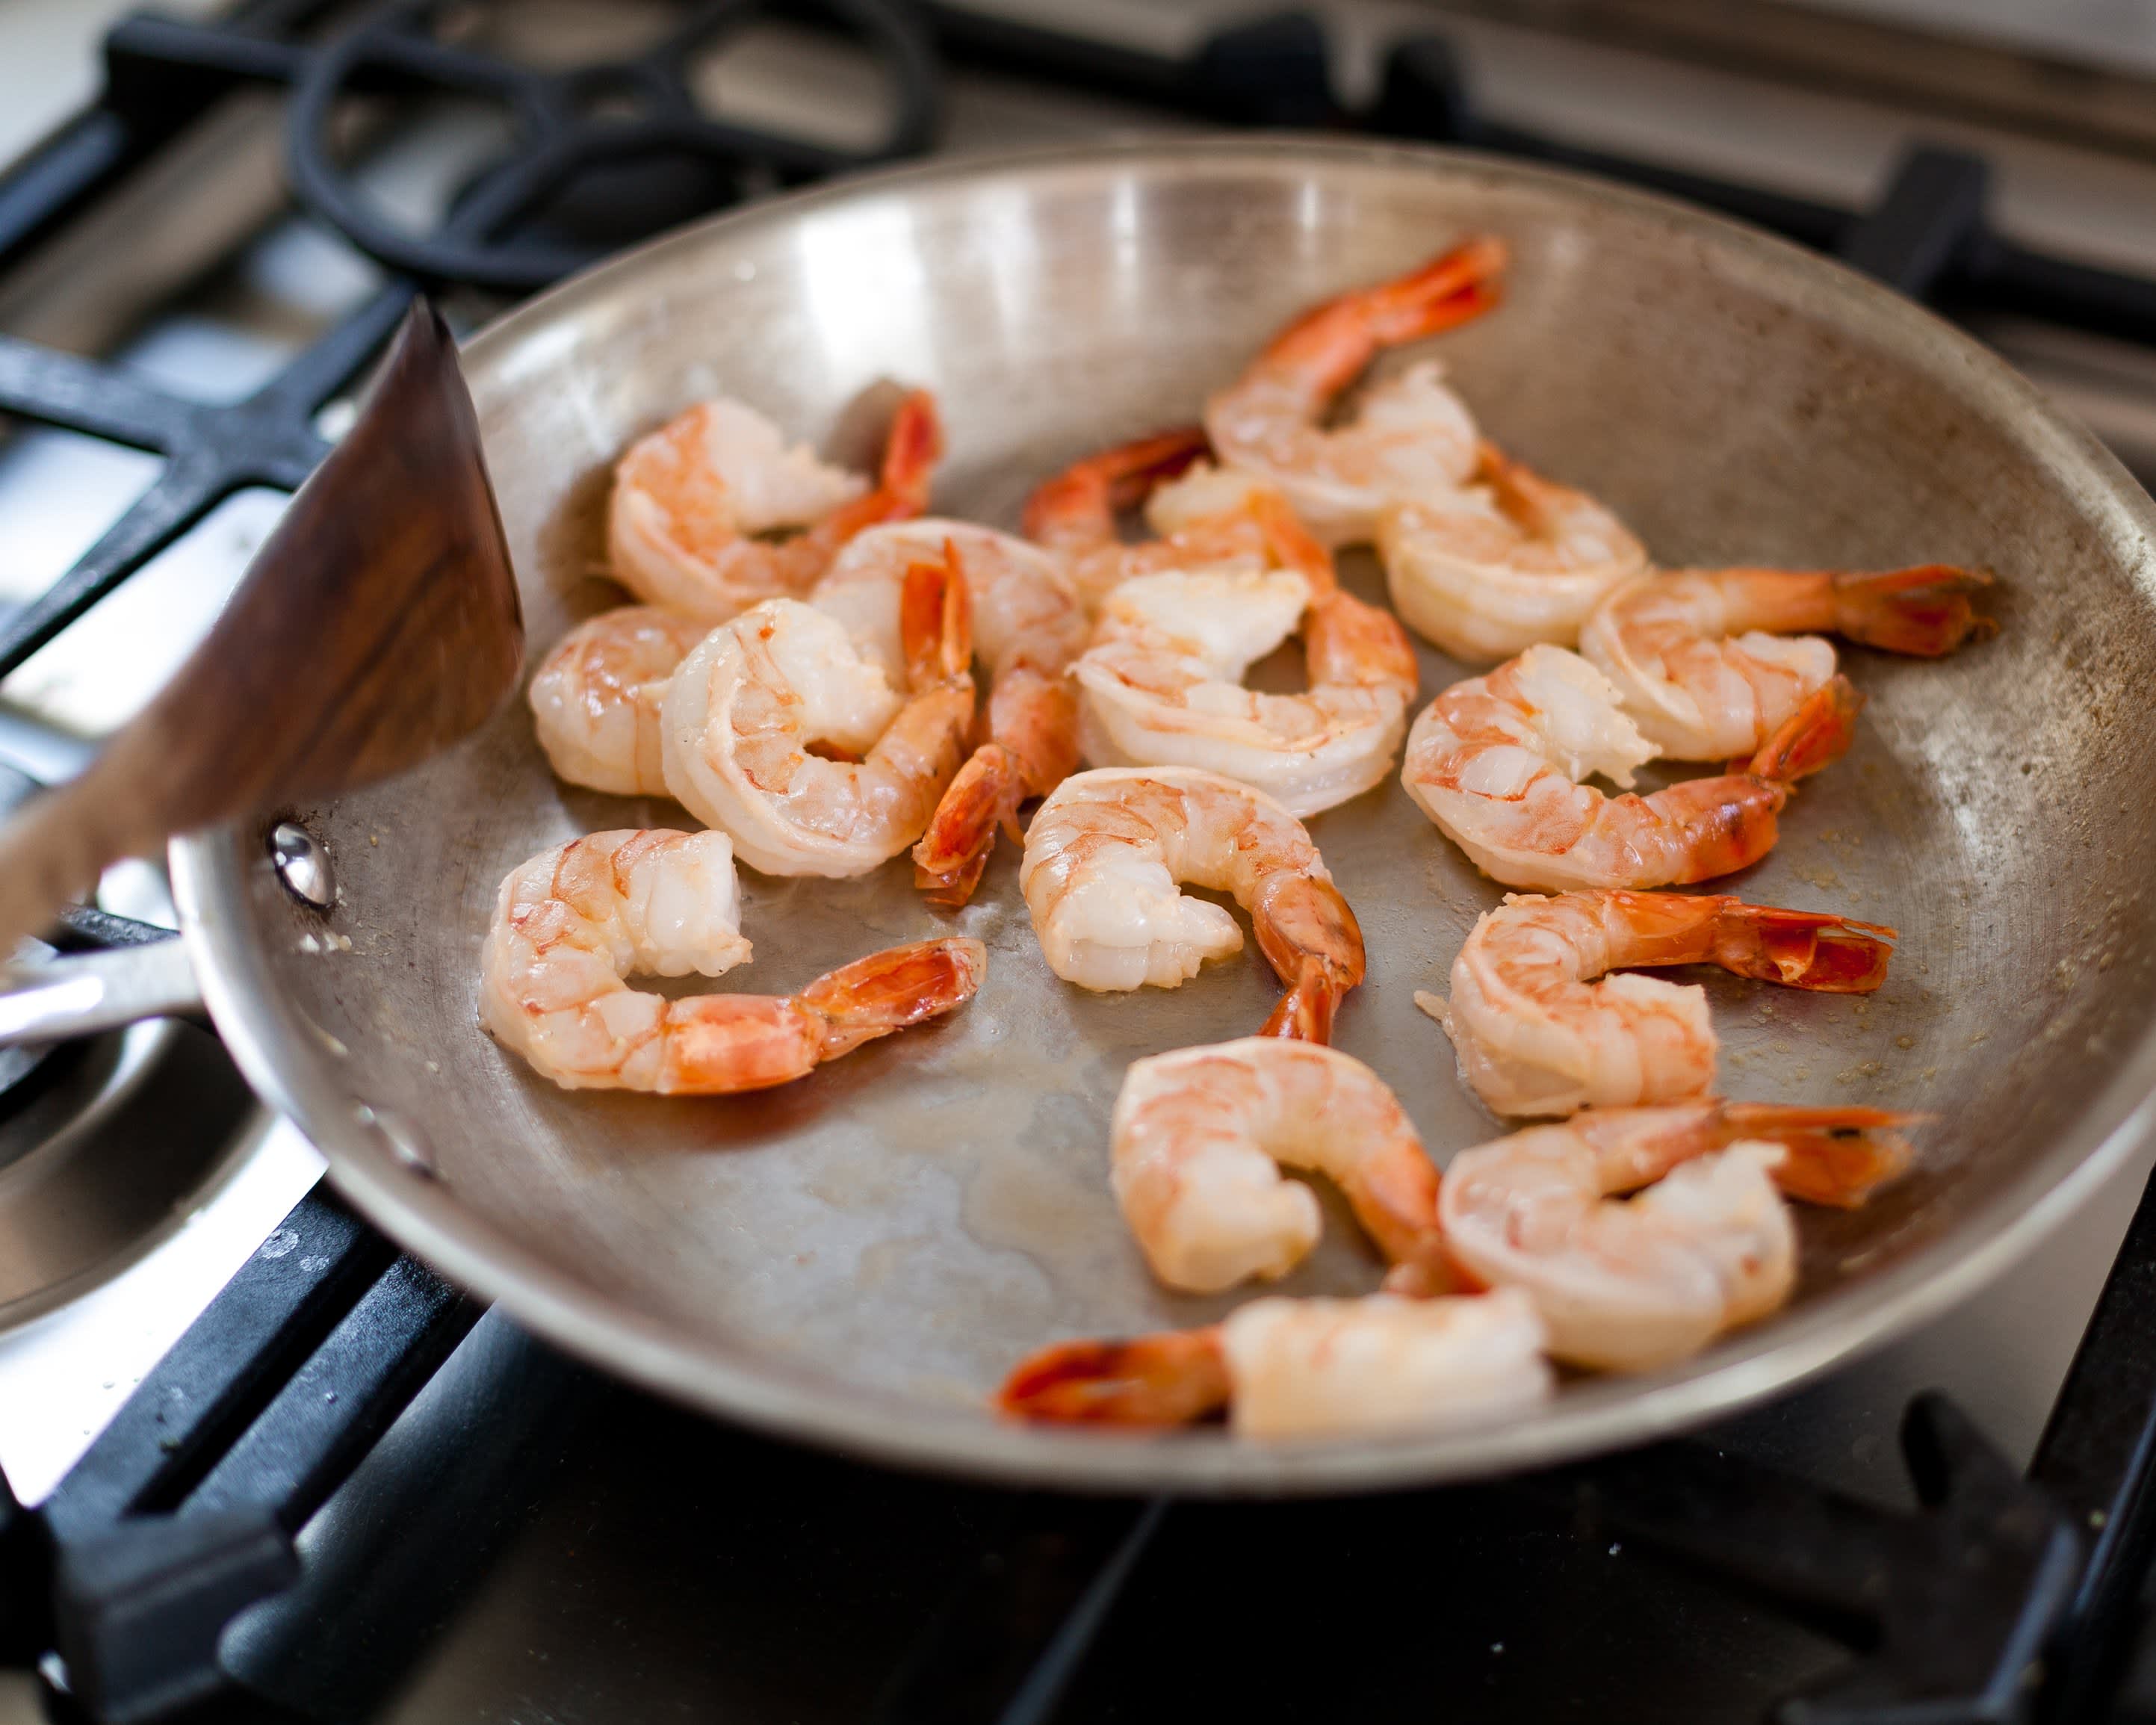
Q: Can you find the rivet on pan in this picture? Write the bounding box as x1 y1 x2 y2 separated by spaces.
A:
353 1103 438 1179
269 822 336 911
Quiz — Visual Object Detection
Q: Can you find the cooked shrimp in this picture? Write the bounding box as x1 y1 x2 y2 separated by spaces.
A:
1400 645 1862 891
660 548 976 877
527 606 712 796
1426 888 1896 1118
1020 767 1363 1041
811 520 1088 903
1203 238 1506 546
1069 478 1419 816
1110 1038 1446 1292
1378 442 1649 660
998 1289 1552 1439
1440 1100 1918 1369
1579 563 1995 759
480 829 985 1091
608 389 942 620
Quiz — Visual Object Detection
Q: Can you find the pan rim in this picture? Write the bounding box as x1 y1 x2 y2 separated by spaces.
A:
172 133 2156 1494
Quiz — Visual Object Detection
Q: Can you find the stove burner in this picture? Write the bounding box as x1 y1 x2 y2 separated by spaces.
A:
285 0 939 291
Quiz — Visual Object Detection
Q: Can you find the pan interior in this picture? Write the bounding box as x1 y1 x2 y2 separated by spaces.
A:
199 142 2156 1490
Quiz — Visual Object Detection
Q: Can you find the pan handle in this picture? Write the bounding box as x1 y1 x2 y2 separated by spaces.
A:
0 938 203 1047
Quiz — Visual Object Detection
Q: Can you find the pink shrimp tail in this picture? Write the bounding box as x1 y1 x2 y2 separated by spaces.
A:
1259 955 1345 1044
878 388 944 509
1746 675 1864 784
1717 903 1898 994
1719 1103 1927 1208
822 389 944 542
999 1329 1230 1426
1835 564 1996 655
900 541 973 687
913 743 1029 905
1252 876 1366 1044
800 936 988 1062
1020 425 1212 547
1265 237 1508 393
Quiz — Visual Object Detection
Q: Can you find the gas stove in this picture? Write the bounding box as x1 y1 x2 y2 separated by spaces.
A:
4 3 2156 1721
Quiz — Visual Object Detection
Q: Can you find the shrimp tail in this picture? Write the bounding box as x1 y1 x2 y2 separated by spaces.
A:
799 935 988 1062
1360 237 1509 344
1252 876 1366 1043
1020 425 1212 545
998 1328 1230 1425
1259 954 1345 1043
818 389 945 543
879 388 945 508
1834 564 1998 655
1746 674 1864 784
1266 238 1508 394
1718 1102 1927 1207
913 743 1029 905
900 542 974 687
1714 903 1898 993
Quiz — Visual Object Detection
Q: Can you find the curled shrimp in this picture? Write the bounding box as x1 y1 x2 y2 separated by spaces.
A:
1072 480 1419 816
1425 888 1897 1118
1440 1101 1918 1369
1203 238 1506 547
999 1289 1552 1440
810 520 1088 904
1111 1038 1447 1293
1400 645 1861 891
660 547 976 877
1020 767 1363 1041
527 606 712 796
1378 442 1649 661
608 389 942 620
479 829 985 1091
1579 563 1996 759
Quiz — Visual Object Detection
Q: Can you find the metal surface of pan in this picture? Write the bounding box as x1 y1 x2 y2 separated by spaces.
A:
167 138 2156 1492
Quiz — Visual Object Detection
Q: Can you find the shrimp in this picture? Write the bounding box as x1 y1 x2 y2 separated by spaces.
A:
1579 563 1996 759
1202 238 1506 546
1440 1100 1918 1369
1071 480 1419 817
527 606 712 796
811 520 1088 904
1399 645 1862 891
608 388 942 620
1019 767 1364 1041
660 547 977 877
1426 888 1897 1118
998 1289 1552 1440
1110 1038 1447 1293
479 828 985 1091
1378 442 1649 661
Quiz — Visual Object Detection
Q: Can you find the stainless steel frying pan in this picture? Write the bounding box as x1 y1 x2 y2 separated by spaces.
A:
50 137 2156 1493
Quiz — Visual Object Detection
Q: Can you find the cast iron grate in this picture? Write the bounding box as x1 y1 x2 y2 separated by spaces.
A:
1 4 2156 1722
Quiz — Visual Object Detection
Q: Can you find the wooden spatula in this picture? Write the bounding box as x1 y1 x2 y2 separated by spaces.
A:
0 300 523 947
